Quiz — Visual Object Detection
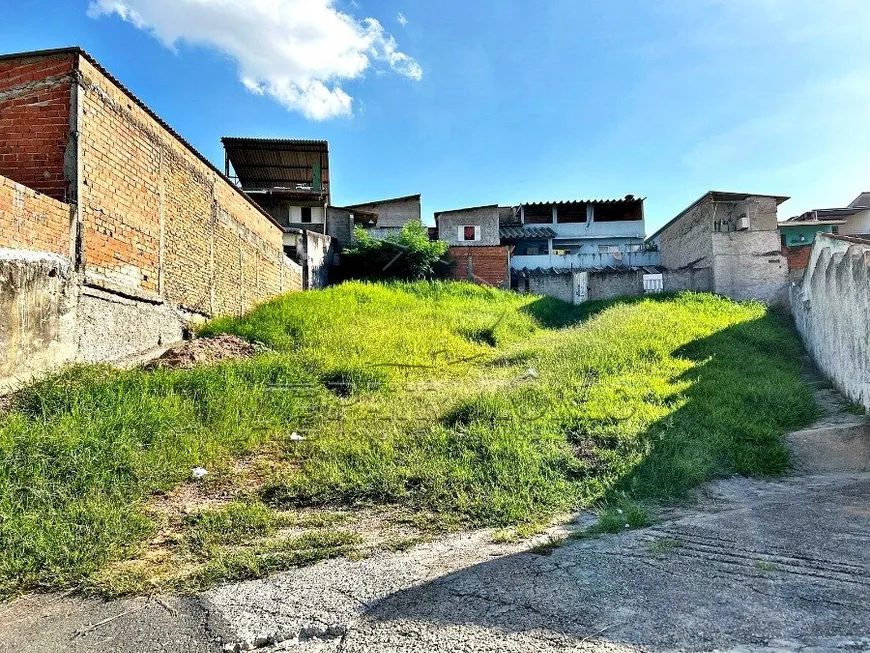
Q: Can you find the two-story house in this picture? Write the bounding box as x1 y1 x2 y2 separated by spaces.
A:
435 196 663 302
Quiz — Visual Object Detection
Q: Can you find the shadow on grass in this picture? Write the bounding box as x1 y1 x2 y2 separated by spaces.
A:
520 292 678 329
352 312 823 643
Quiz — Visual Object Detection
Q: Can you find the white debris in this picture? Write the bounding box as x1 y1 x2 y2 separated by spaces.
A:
524 368 539 379
191 467 208 480
289 432 306 442
617 508 624 515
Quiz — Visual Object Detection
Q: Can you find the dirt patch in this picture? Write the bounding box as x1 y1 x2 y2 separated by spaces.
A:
145 335 261 370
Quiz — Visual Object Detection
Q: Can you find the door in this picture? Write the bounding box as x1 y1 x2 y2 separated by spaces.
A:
572 271 589 304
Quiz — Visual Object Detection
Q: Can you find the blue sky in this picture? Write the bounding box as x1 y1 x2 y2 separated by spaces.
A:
4 0 870 230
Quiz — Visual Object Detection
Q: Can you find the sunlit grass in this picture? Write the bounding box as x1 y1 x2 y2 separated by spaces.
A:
0 282 817 595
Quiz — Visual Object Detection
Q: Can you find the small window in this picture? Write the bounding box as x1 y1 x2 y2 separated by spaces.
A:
458 225 480 242
301 207 312 223
598 245 620 254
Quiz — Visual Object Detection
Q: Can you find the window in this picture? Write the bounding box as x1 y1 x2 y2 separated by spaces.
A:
301 207 312 223
598 245 620 254
523 205 554 224
557 203 587 224
458 225 480 242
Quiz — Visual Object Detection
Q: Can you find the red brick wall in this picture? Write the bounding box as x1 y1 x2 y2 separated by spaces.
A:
783 244 812 271
0 174 71 256
448 246 510 288
75 56 300 315
0 53 74 201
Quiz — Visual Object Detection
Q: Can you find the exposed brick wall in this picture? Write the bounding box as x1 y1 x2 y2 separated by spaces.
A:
447 246 509 288
0 174 71 256
783 244 812 271
75 56 300 315
0 53 74 201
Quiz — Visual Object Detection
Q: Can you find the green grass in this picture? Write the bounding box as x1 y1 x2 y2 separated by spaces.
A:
0 281 818 595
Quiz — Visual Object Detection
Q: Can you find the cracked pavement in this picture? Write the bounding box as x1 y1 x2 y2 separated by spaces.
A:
2 474 869 652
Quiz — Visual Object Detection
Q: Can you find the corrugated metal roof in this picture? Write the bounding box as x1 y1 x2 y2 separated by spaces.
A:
512 265 664 277
784 207 862 223
500 226 556 239
222 137 329 193
346 194 421 208
521 197 644 207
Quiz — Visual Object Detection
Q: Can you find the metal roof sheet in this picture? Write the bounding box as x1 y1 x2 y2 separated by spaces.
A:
500 226 556 239
521 197 644 207
222 137 330 192
512 265 664 278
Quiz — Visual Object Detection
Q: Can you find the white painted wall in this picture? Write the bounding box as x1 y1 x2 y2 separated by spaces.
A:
843 208 870 236
792 234 870 410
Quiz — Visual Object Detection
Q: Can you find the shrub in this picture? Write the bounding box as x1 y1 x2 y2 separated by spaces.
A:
340 221 451 281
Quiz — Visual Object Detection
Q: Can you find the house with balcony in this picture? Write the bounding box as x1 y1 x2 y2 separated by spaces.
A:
503 196 659 272
435 196 663 303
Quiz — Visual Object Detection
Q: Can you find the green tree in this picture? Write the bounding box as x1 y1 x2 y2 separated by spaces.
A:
340 221 451 281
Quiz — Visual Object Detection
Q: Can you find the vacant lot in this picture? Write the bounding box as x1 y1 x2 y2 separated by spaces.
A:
0 283 817 596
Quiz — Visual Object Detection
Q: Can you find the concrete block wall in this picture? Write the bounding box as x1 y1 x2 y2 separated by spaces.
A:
792 234 870 410
0 51 75 201
448 246 509 287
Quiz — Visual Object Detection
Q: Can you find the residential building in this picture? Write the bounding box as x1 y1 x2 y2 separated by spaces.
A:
345 194 422 239
504 197 658 271
778 211 847 281
647 191 790 305
436 205 510 288
435 196 662 301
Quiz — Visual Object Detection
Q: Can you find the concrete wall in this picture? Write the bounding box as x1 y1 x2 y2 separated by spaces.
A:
711 230 788 304
0 249 77 389
520 269 654 304
438 206 500 246
447 246 509 287
519 273 574 304
348 196 421 229
843 208 870 236
662 267 713 293
326 206 354 246
655 198 714 273
791 234 870 410
588 269 644 300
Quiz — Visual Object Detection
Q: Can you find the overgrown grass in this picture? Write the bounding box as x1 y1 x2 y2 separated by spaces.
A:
0 282 817 595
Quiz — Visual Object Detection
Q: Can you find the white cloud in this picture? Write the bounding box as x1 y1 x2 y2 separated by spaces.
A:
397 12 408 27
87 0 423 120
